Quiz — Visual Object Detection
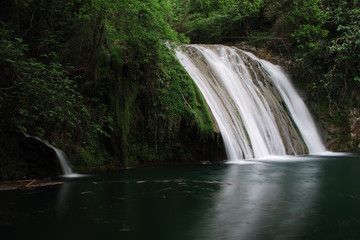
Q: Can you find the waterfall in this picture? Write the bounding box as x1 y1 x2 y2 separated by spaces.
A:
175 44 326 160
23 133 74 176
52 147 73 176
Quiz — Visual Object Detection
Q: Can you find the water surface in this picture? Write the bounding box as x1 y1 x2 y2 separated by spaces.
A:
1 154 360 240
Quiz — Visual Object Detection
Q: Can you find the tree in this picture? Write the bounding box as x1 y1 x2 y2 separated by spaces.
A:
170 0 265 43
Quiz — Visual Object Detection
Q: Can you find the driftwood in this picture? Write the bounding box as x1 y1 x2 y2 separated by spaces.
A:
0 178 63 191
25 179 36 188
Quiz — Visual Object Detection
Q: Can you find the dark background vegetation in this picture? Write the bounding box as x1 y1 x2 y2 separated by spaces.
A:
0 0 359 179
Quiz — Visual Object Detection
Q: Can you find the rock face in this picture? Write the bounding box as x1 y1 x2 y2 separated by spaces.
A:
0 129 62 180
317 108 360 152
19 135 61 178
350 108 360 150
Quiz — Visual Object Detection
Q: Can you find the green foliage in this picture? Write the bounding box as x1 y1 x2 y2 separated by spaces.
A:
327 1 360 87
171 0 264 43
124 45 215 163
285 0 360 105
0 22 110 169
247 0 360 107
0 0 226 177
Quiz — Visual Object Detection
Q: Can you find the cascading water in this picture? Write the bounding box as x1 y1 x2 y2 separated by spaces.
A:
52 147 73 176
175 44 326 160
23 133 74 176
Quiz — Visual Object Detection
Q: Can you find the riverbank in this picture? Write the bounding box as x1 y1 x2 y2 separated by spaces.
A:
0 178 63 191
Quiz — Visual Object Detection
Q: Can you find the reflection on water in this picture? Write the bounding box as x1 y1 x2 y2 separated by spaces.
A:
198 160 321 240
1 154 360 240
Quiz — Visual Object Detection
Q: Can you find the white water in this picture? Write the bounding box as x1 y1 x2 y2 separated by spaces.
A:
175 44 326 161
246 52 327 154
52 147 73 176
23 133 74 176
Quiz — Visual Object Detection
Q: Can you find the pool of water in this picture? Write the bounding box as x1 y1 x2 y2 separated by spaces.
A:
1 153 360 240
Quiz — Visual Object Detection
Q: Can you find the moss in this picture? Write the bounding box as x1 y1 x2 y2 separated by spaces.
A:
140 46 220 162
192 80 215 136
110 47 124 73
102 44 224 167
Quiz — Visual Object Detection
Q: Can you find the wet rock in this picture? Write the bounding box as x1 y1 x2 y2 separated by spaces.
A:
19 134 61 178
0 129 62 180
350 108 360 150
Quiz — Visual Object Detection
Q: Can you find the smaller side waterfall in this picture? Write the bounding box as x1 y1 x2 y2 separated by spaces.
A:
52 147 73 176
23 133 73 176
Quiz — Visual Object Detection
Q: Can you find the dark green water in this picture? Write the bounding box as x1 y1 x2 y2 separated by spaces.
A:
1 154 360 240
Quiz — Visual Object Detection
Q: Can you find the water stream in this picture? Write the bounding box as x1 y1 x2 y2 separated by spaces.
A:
175 44 326 160
23 133 74 176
